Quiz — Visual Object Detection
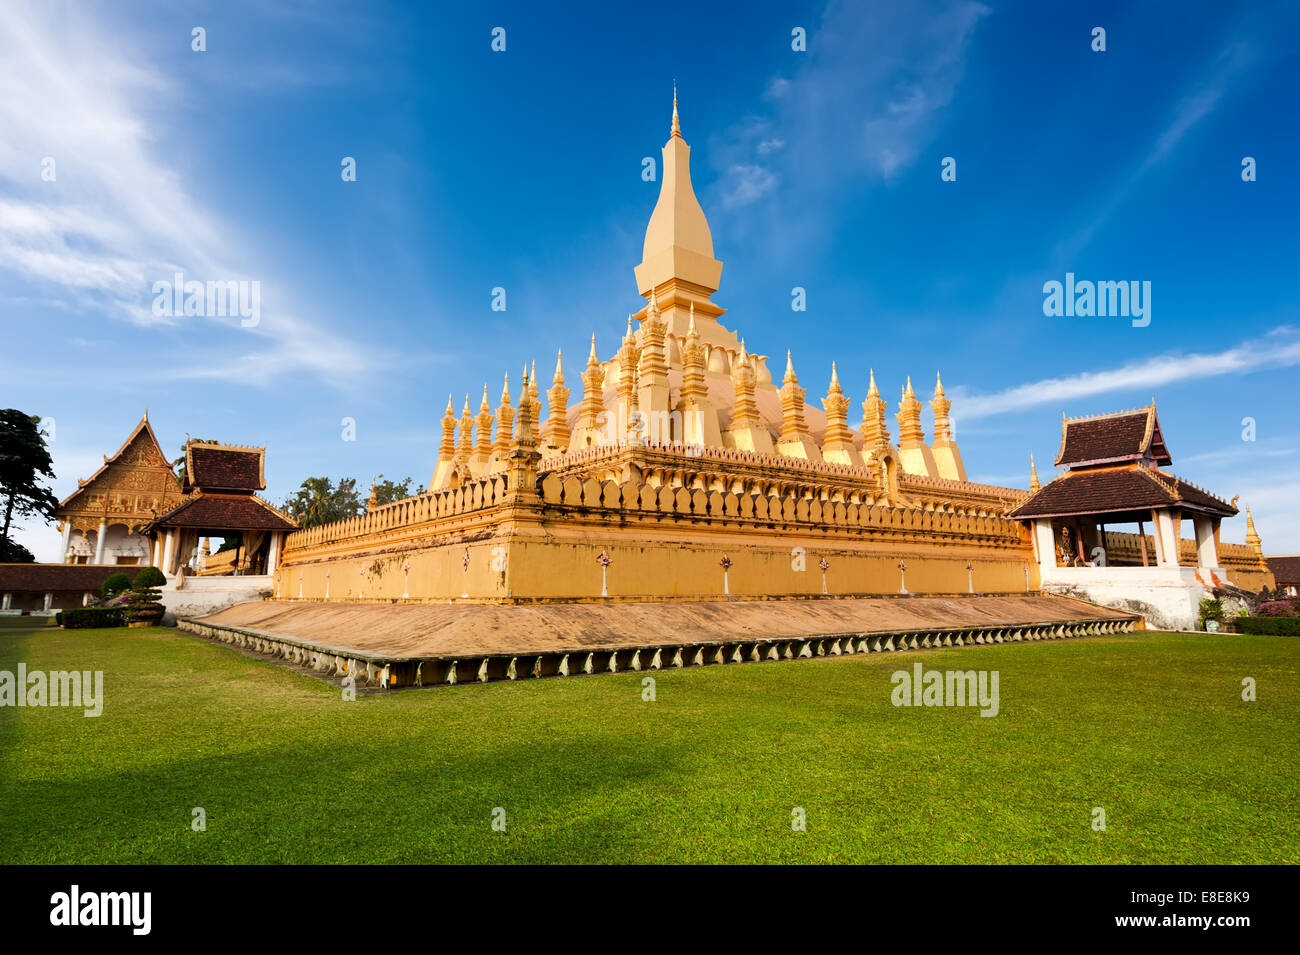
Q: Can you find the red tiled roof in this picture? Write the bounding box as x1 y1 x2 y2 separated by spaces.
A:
1009 465 1236 519
186 445 264 491
1266 556 1300 586
146 493 296 531
1055 406 1172 468
0 563 126 594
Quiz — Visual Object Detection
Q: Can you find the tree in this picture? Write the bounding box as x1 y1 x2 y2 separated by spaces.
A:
370 474 425 507
0 409 60 563
281 477 363 530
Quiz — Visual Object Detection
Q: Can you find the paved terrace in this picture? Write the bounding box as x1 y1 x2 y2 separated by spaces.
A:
181 595 1141 689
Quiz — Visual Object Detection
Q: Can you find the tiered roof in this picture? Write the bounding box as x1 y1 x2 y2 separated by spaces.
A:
1011 403 1235 521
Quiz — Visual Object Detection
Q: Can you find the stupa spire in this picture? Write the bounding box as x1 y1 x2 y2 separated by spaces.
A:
493 374 514 457
542 349 571 453
635 86 722 298
1029 453 1041 492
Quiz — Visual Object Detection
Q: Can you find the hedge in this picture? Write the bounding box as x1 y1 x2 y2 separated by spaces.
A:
61 607 126 629
1237 617 1300 636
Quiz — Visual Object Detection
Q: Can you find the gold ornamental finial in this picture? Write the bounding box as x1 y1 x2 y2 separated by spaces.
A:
480 383 491 412
671 85 681 138
934 370 945 397
867 368 879 398
500 373 511 403
828 361 842 392
553 349 564 385
1029 453 1041 492
784 350 797 385
587 334 599 366
904 376 914 398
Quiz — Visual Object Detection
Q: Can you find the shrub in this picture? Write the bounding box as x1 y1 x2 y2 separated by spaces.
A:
102 572 132 599
1198 597 1223 627
132 566 166 589
1256 600 1298 618
62 607 125 629
1238 617 1300 636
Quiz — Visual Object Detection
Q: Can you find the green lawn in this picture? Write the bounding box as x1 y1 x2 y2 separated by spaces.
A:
1 626 1296 864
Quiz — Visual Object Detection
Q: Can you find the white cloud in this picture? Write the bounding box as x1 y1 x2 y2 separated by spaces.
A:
720 164 778 208
0 0 386 385
957 326 1300 420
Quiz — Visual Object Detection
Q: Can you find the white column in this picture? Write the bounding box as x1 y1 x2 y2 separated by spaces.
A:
161 529 176 575
1153 510 1181 567
60 523 72 563
151 535 161 568
1 593 10 610
43 592 53 612
93 521 108 563
1033 519 1056 573
266 532 281 575
1194 515 1218 568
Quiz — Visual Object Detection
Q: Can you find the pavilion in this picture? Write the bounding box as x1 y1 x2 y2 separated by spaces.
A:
1009 404 1265 628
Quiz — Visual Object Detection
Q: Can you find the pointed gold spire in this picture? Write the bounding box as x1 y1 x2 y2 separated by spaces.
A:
528 359 541 433
867 368 880 398
934 370 945 397
587 333 598 367
493 374 515 457
1245 504 1262 553
1029 453 1041 492
500 372 511 404
671 84 681 138
552 349 564 385
783 350 797 385
479 384 491 412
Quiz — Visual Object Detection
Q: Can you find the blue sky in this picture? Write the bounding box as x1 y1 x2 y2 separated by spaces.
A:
3 0 1298 559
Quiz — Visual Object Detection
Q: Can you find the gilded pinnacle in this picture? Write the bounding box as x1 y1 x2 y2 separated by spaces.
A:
867 368 879 398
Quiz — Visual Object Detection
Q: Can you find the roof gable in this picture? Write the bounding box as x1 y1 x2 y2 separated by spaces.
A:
184 443 265 491
1055 405 1172 469
58 413 177 510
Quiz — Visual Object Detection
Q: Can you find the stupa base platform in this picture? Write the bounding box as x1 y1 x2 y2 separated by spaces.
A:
178 595 1142 689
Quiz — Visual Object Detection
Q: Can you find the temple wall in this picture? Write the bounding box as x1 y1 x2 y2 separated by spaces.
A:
1100 530 1273 592
276 469 1039 602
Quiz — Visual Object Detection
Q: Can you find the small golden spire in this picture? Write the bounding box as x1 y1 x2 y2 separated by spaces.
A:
587 334 599 366
671 85 681 138
500 373 511 403
480 384 491 412
783 350 797 385
1029 453 1041 492
934 370 945 397
867 368 879 398
553 349 564 385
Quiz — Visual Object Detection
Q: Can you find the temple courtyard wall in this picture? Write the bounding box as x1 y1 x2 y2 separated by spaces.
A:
273 470 1039 602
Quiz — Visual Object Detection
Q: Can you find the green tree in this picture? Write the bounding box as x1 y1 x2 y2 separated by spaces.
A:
281 477 363 529
371 474 425 507
0 409 60 563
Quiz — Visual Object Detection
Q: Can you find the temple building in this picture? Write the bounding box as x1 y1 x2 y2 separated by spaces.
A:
54 413 185 566
142 442 297 577
426 92 968 493
1009 405 1270 627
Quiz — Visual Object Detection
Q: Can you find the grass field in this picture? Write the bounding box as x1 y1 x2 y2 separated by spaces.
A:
1 626 1297 864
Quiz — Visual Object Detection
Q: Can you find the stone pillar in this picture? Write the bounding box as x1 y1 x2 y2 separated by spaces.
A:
267 533 281 575
1153 509 1181 567
161 529 176 576
60 523 72 563
1193 515 1218 568
1 593 11 610
1033 519 1056 573
93 521 108 564
43 592 53 612
151 535 161 568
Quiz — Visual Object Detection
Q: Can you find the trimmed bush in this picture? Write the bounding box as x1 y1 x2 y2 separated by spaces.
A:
102 572 132 599
62 607 125 629
132 566 166 589
1256 601 1297 618
1238 617 1300 636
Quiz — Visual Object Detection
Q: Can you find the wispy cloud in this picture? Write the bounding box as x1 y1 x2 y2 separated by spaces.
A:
0 0 388 387
957 326 1300 420
1054 40 1253 263
707 0 988 218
